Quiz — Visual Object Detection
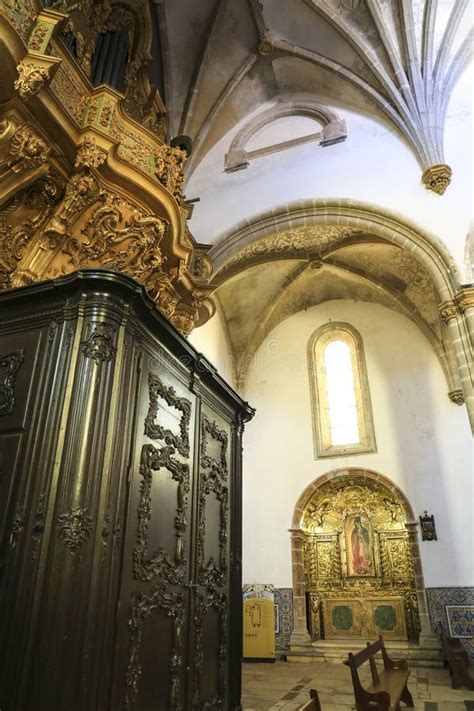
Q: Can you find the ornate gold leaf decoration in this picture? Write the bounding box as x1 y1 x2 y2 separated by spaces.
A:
6 123 50 173
0 6 215 333
15 61 51 100
301 475 420 640
75 136 107 170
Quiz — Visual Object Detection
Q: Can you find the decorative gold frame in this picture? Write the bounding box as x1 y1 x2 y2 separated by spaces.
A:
307 322 376 458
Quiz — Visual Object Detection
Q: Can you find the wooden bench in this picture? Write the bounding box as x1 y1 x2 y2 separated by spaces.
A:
435 623 474 690
299 688 322 711
344 636 414 711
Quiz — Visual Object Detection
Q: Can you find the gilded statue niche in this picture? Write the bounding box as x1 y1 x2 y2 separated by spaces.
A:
302 476 420 641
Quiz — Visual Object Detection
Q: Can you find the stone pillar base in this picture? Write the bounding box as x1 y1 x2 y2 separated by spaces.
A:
419 633 441 649
290 629 312 649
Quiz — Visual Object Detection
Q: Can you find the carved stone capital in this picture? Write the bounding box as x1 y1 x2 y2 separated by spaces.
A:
438 299 458 324
455 287 474 314
15 61 51 100
448 389 465 406
258 38 273 55
422 164 452 195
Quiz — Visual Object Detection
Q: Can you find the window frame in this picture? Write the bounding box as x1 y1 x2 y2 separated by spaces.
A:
308 322 376 458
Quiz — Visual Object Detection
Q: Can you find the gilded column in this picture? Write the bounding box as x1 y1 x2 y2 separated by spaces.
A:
289 529 311 648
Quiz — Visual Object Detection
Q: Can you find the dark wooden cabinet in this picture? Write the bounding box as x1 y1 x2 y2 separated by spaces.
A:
0 270 253 711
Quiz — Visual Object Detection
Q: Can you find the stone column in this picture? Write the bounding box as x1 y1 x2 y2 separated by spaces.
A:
439 295 474 431
289 529 311 649
405 521 439 648
456 288 474 348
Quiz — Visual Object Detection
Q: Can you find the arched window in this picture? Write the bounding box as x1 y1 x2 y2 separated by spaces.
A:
308 323 376 457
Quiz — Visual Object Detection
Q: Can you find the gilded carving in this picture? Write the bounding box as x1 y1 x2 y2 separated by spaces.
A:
0 174 64 289
28 21 50 52
0 349 24 416
0 1 214 335
301 476 419 639
422 164 452 195
58 506 93 553
81 323 116 363
15 61 51 100
50 64 88 126
1 0 36 41
75 136 107 169
6 123 50 173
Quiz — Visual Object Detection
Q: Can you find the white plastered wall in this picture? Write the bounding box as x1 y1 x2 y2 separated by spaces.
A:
186 64 473 278
188 307 236 388
240 301 473 589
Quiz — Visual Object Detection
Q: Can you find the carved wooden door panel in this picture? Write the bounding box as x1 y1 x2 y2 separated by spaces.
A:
189 402 233 709
112 349 197 711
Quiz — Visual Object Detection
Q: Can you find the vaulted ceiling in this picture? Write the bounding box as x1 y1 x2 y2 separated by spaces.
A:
213 231 446 389
151 0 472 178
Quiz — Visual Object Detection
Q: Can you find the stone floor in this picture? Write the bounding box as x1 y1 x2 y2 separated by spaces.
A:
242 660 474 710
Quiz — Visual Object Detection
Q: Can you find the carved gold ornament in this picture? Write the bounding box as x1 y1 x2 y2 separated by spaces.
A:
15 61 51 100
422 164 452 195
75 137 107 170
0 3 215 334
301 475 420 640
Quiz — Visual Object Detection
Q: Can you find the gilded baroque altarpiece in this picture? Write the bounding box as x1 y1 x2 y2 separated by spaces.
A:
302 476 420 641
0 0 214 335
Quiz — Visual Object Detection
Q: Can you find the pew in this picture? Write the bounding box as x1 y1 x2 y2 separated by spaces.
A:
344 636 414 711
299 688 322 711
436 622 474 690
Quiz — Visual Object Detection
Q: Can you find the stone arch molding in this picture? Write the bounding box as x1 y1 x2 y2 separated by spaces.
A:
224 100 347 172
289 468 433 648
210 199 474 427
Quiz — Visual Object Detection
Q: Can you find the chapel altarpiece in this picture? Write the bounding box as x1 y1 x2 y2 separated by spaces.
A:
301 475 420 642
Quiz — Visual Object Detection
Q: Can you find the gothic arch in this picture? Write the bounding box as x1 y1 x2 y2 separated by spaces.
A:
224 100 347 172
289 468 432 648
210 200 474 428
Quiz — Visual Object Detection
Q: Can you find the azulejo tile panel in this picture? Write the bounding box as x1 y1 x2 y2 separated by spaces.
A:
274 588 293 651
446 606 474 638
426 587 474 665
